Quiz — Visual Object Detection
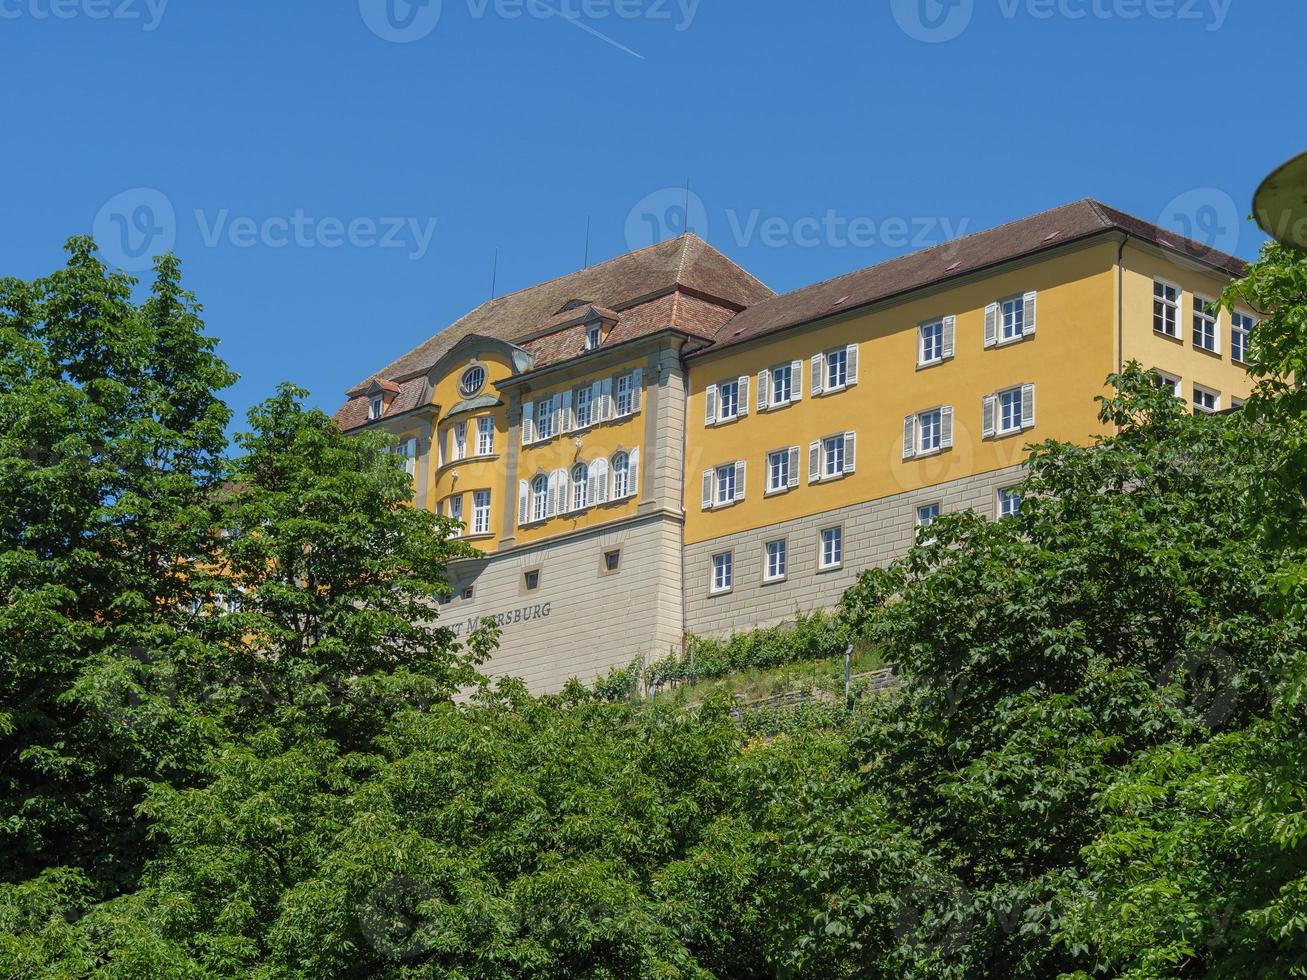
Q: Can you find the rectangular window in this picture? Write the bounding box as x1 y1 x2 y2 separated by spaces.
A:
822 434 845 478
824 347 848 390
1193 296 1219 353
767 448 791 493
715 463 737 505
1154 280 1180 338
460 586 474 601
919 319 944 365
587 323 602 350
770 363 793 406
764 539 787 582
448 493 464 532
718 379 739 421
369 396 383 420
535 398 555 440
1152 371 1182 398
472 490 491 535
919 408 942 453
604 549 621 573
917 502 941 527
524 569 540 591
615 373 634 417
998 486 1022 519
391 437 417 477
1193 385 1220 414
476 416 494 456
819 526 843 570
1232 311 1253 364
574 385 594 429
711 552 733 593
1000 295 1025 341
998 387 1024 434
451 421 468 461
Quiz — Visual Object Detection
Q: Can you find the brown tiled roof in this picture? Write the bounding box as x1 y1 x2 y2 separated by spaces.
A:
352 233 772 388
704 199 1248 355
334 375 427 430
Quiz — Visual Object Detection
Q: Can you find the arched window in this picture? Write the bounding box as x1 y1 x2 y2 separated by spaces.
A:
611 451 630 499
571 463 588 511
531 474 549 523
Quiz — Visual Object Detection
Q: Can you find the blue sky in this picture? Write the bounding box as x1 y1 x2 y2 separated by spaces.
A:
2 0 1302 426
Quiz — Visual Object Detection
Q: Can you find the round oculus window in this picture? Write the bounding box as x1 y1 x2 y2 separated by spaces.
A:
459 366 486 398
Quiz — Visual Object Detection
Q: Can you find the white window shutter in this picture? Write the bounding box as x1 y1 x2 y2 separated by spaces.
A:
561 389 574 432
594 458 609 503
737 375 750 416
1023 291 1037 336
517 480 529 526
702 469 713 510
787 446 800 488
941 406 954 449
808 441 820 483
553 393 564 435
631 368 643 413
757 370 769 412
589 461 601 506
982 394 997 438
734 460 746 501
846 343 859 384
705 384 718 426
590 380 602 419
600 377 613 421
790 360 803 400
903 415 916 460
627 447 639 498
522 401 535 445
1022 383 1036 428
843 431 856 474
810 353 824 396
942 316 956 359
984 303 998 348
546 470 559 517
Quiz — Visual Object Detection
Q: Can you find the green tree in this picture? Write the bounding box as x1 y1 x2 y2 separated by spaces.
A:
0 239 235 892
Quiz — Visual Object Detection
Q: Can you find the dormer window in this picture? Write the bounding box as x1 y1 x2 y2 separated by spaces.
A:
586 322 603 350
369 395 384 420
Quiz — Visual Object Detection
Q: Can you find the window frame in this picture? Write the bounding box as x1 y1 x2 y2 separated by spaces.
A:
475 415 495 456
1152 370 1183 399
710 551 733 594
574 384 594 430
471 489 491 535
1153 279 1181 339
916 501 942 528
717 378 740 422
999 294 1026 342
818 525 843 571
821 434 846 479
918 408 943 455
1231 311 1254 364
997 486 1022 519
459 365 487 397
534 397 555 441
615 373 635 418
530 474 549 523
997 386 1024 436
763 538 788 583
1193 295 1220 354
714 462 737 506
766 448 791 494
611 451 631 499
586 322 602 350
770 363 793 407
1192 384 1221 414
919 318 945 366
369 395 384 420
824 346 849 391
570 462 589 511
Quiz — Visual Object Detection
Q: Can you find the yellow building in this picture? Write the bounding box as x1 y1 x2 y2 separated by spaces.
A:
337 200 1254 691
